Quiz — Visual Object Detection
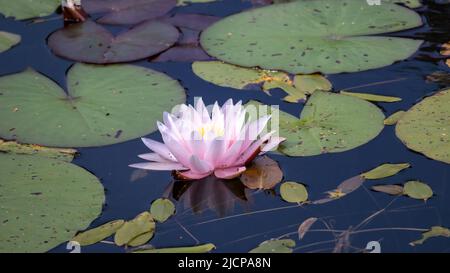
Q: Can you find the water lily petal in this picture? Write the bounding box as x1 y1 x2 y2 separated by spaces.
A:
129 162 188 171
176 170 211 180
141 138 177 161
236 131 274 166
215 166 246 179
138 153 172 162
260 137 286 153
189 155 214 174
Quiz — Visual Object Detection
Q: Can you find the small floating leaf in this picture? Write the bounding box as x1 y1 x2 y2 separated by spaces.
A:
340 91 402 102
0 31 20 53
0 154 104 252
240 156 283 190
280 182 308 203
384 111 406 125
298 217 318 240
114 212 155 247
410 226 450 246
371 184 404 196
396 88 450 164
48 20 179 64
84 0 176 25
403 181 433 201
0 0 60 20
361 163 410 179
133 243 216 253
127 231 154 247
293 75 332 94
337 175 366 194
201 0 423 74
0 140 76 162
150 198 176 223
0 63 185 147
249 239 295 253
72 220 125 246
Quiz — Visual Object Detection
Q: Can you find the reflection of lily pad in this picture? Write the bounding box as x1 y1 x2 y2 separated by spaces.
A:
201 0 423 74
48 20 179 64
270 91 384 156
396 88 450 164
0 31 20 53
0 0 60 20
0 154 104 253
0 64 186 147
84 0 176 25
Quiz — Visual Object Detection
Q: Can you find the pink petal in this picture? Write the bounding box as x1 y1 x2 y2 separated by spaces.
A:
141 138 177 162
260 137 286 153
215 167 246 179
235 131 274 166
176 170 211 180
138 153 171 162
129 162 188 171
189 155 213 174
204 138 226 165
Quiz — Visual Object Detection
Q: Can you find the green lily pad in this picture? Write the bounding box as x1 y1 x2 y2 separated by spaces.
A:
127 231 153 247
249 239 295 253
340 91 402 102
280 182 308 203
384 111 406 125
0 31 20 53
201 0 423 74
72 220 125 246
0 140 76 162
0 63 186 147
150 198 176 223
270 91 384 156
396 88 450 164
132 243 216 253
361 163 410 179
0 153 104 253
0 0 60 20
403 181 433 201
114 212 155 247
410 226 450 246
385 0 422 8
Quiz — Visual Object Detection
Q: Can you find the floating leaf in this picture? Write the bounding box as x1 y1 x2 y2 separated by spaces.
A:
133 243 216 253
160 13 220 31
298 217 318 240
240 156 283 190
396 88 450 164
84 0 176 25
371 184 404 196
150 198 176 223
153 45 212 62
386 0 422 8
271 91 384 156
0 63 185 147
280 182 308 203
0 140 76 162
201 0 423 74
114 212 155 247
249 239 295 253
293 75 332 95
337 175 365 194
0 0 60 20
410 226 450 246
384 111 406 125
48 20 179 64
72 220 125 246
361 163 410 179
0 31 20 53
340 91 402 102
0 154 104 252
127 231 153 247
403 181 433 201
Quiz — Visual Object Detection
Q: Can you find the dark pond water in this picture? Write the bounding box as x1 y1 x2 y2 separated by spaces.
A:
1 0 449 253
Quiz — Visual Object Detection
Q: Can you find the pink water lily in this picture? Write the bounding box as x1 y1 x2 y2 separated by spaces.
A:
129 98 284 180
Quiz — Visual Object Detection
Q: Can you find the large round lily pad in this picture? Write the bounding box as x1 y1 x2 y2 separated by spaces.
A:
0 0 60 20
201 0 423 74
0 64 186 147
250 91 384 156
48 20 179 64
0 153 104 253
396 88 450 164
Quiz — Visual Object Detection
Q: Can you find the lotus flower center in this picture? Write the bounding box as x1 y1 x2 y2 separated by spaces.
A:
198 124 224 138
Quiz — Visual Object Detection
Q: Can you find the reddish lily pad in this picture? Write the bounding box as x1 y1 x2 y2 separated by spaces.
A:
48 20 179 64
84 0 176 25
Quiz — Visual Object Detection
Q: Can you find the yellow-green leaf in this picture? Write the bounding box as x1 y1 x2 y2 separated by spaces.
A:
280 182 308 203
384 111 406 125
361 163 410 179
150 198 176 223
133 243 216 253
340 90 402 102
72 220 125 246
403 181 433 201
249 239 295 253
128 231 154 247
0 139 76 162
293 74 332 94
114 212 155 246
410 226 450 246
